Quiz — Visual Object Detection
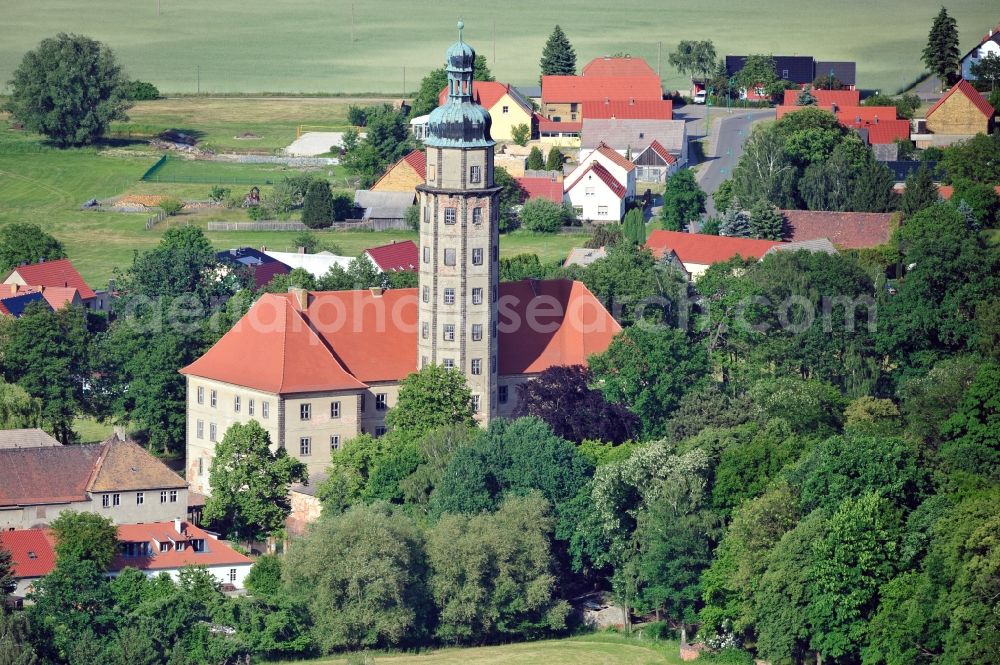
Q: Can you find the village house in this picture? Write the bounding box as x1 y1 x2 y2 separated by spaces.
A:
726 55 856 100
182 32 621 494
631 140 680 183
364 240 419 273
915 80 995 147
563 143 637 222
775 103 911 149
262 249 352 279
216 247 291 290
961 23 1000 82
779 210 896 249
2 257 105 311
370 150 426 195
435 81 536 143
0 435 189 530
515 174 565 204
0 428 61 449
645 231 780 279
0 291 51 318
0 520 252 596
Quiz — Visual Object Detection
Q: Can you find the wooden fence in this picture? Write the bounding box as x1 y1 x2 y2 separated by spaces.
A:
208 218 409 232
145 211 168 230
207 221 310 231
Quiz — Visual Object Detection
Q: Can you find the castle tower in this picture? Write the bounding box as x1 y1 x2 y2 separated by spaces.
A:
416 22 500 423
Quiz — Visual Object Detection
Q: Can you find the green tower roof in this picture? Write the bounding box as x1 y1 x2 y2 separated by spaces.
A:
426 21 494 149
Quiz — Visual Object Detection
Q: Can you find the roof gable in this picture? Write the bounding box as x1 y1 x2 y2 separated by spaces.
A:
6 258 95 300
565 162 627 199
635 140 677 165
582 56 657 78
926 79 995 119
0 530 56 578
593 143 637 172
88 438 187 492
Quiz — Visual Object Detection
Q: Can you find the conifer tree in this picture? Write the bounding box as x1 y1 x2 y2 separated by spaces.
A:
748 200 786 240
302 179 334 229
545 146 564 171
797 86 818 106
622 208 646 244
899 163 939 218
922 7 960 87
540 25 577 77
720 202 751 237
526 146 545 171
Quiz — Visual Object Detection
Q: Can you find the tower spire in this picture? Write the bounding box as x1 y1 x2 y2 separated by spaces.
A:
458 19 464 42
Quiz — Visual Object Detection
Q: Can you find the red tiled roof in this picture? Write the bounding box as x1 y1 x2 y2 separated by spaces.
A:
937 184 1000 200
113 521 252 571
365 240 419 272
542 75 663 104
582 99 672 120
13 285 80 310
437 81 531 114
5 258 95 300
858 120 911 144
779 209 895 249
401 150 427 179
0 445 103 507
927 79 996 120
565 162 627 199
515 177 565 204
180 293 367 393
582 57 657 78
646 230 779 264
538 118 582 133
782 89 860 107
182 280 620 387
0 530 56 579
644 140 677 165
835 106 899 123
592 142 637 173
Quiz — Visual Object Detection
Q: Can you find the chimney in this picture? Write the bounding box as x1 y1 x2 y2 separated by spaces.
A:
288 286 309 310
370 287 383 297
874 116 879 125
8 284 16 296
629 98 635 105
174 518 184 535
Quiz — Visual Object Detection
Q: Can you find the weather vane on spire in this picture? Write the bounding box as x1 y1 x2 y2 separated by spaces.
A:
458 19 464 42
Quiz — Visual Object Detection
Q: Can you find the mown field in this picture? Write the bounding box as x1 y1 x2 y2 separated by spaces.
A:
270 634 685 665
0 1 996 95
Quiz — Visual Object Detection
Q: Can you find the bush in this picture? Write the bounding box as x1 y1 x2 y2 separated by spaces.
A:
511 123 530 147
347 105 371 127
585 225 623 248
123 80 160 101
405 205 420 231
209 185 230 203
520 198 571 233
245 554 283 597
159 198 184 216
332 192 355 221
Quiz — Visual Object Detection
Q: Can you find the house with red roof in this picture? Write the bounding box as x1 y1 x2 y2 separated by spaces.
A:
779 210 896 249
434 81 535 142
921 79 995 144
0 291 52 318
782 88 860 107
0 520 252 596
564 143 636 221
646 230 779 279
541 57 663 129
2 258 100 310
180 281 620 491
364 240 419 273
775 104 912 146
631 140 680 183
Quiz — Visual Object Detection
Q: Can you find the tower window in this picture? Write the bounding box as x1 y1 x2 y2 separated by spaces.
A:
471 358 482 375
472 288 483 305
423 246 430 263
472 248 483 265
499 385 508 403
444 288 455 305
472 324 483 341
422 286 430 303
470 166 481 183
444 249 456 266
423 206 429 223
472 207 483 225
444 207 457 224
443 324 455 341
422 322 429 339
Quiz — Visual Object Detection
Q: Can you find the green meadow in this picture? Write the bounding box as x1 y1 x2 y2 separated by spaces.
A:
0 1 996 95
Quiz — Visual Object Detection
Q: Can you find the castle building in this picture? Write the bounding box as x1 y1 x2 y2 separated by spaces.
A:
180 26 621 494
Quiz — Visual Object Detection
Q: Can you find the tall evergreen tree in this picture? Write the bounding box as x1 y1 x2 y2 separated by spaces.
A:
526 146 545 171
796 86 818 106
540 25 576 77
622 208 646 244
748 200 786 240
899 163 939 218
922 7 961 87
545 146 564 171
719 203 751 237
301 179 334 229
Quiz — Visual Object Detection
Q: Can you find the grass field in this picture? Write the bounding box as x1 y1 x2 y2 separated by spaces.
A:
144 156 347 187
0 2 996 96
270 634 686 665
0 117 582 285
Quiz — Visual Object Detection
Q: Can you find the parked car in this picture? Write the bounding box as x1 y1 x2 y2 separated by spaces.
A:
693 90 707 104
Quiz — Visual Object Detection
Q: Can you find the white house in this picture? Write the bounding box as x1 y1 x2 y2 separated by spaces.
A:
564 161 627 223
263 250 353 279
962 25 1000 81
572 143 636 200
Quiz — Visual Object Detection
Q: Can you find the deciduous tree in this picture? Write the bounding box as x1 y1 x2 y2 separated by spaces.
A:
204 421 307 542
519 198 571 233
5 33 131 146
660 169 706 231
0 223 66 273
668 41 718 85
49 511 119 569
385 364 475 436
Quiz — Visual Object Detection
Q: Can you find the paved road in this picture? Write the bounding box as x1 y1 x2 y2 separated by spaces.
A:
695 109 775 218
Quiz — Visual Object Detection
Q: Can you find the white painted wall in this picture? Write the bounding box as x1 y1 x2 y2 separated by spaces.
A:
565 170 626 222
963 39 1000 80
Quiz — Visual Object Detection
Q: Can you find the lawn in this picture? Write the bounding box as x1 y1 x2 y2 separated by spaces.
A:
0 1 995 95
145 156 347 186
111 97 382 153
0 123 583 285
268 634 685 665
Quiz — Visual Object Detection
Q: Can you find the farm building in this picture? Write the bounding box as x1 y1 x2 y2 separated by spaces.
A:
371 150 426 194
631 140 681 183
918 80 995 145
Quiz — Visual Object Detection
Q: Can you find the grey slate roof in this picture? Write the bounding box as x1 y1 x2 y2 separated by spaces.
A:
764 238 839 256
563 247 608 267
354 190 415 221
0 429 61 449
581 119 686 154
816 61 857 86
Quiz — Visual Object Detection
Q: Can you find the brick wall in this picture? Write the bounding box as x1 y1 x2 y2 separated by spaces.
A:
926 93 993 136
